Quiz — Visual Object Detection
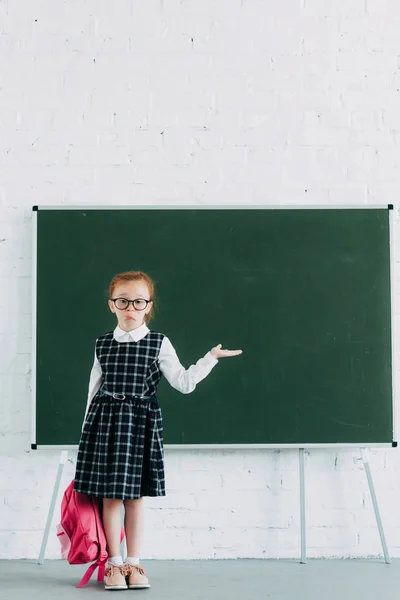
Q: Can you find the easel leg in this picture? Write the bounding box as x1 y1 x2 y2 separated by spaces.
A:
38 450 69 565
121 503 127 559
360 448 391 564
299 448 306 564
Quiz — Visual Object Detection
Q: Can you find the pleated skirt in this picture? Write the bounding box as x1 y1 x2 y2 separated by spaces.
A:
74 391 165 499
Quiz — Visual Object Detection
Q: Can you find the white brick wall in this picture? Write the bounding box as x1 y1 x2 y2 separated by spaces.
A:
1 0 400 560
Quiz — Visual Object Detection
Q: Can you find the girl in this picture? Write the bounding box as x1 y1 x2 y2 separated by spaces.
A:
74 271 242 591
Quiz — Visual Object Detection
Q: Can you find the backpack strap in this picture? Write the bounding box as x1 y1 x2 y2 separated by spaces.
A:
97 559 106 583
75 531 125 588
76 553 107 588
75 491 126 589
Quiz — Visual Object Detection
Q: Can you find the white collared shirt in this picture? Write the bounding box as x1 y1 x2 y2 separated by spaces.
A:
84 323 218 419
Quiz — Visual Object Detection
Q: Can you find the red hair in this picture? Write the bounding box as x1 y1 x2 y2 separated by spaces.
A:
109 271 156 325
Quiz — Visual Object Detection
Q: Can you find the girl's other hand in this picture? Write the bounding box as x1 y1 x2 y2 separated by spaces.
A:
210 344 243 359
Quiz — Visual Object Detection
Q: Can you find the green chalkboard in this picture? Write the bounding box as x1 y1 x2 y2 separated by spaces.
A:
33 206 395 447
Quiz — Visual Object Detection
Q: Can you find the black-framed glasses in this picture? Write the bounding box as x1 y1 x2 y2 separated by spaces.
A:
111 298 151 311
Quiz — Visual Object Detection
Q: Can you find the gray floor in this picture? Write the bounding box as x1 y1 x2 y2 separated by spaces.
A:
0 558 399 599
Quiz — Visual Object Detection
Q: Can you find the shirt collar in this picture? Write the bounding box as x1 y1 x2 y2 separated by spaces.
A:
114 322 150 342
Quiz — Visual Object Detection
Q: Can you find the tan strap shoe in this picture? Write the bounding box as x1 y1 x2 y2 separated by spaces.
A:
104 564 128 590
125 564 151 589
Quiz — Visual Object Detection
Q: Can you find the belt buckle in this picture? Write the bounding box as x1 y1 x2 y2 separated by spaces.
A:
112 392 126 400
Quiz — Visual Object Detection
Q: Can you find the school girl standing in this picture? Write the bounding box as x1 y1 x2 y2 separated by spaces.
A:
74 271 243 590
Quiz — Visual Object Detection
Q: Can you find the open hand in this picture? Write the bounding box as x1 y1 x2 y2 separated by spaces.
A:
210 344 243 359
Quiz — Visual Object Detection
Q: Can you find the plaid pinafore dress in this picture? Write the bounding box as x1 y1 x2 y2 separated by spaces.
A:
74 330 166 500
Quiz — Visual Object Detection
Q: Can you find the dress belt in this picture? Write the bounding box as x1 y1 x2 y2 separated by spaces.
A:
100 388 157 402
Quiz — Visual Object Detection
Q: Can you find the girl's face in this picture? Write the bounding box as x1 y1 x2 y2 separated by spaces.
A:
108 280 153 331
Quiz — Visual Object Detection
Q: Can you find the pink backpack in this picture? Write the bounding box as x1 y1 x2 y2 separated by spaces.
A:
56 479 125 588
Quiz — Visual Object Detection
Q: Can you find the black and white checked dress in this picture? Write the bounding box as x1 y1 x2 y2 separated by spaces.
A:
74 330 166 499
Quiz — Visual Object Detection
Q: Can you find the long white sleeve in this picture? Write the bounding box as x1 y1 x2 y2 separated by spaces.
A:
83 349 103 423
158 336 218 394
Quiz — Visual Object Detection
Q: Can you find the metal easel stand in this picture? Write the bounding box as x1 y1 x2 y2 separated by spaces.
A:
298 447 391 565
360 448 390 564
38 450 69 564
299 448 307 564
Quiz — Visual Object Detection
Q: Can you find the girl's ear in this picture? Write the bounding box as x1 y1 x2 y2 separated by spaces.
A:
108 299 115 313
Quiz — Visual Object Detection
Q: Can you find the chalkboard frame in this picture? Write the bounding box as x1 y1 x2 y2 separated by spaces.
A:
31 204 397 450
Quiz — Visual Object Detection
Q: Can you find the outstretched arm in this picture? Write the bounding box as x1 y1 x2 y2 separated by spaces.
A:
158 337 242 394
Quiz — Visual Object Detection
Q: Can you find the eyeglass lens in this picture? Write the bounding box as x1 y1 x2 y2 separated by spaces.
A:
114 298 148 310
